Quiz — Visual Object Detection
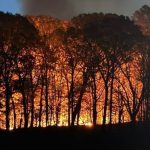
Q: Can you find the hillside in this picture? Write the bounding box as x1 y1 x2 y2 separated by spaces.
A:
0 123 150 149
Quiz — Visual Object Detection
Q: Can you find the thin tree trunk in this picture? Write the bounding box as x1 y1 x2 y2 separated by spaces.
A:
77 113 79 125
45 67 49 127
71 72 88 126
92 75 97 126
70 65 74 126
5 86 10 130
39 83 44 127
118 96 123 124
56 91 61 126
103 82 109 126
109 73 114 125
45 83 49 127
22 90 28 128
30 93 35 128
68 93 71 126
12 100 16 130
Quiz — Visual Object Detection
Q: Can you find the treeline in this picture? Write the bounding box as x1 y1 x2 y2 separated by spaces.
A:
0 5 150 130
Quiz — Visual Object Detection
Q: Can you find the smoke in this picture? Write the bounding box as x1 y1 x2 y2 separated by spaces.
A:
21 0 150 20
22 0 77 19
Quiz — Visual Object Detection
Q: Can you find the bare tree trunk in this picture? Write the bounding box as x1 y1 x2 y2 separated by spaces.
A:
22 90 28 128
12 100 16 130
71 72 89 126
103 82 109 126
67 76 74 126
118 89 123 124
109 73 114 125
68 94 71 126
71 90 83 126
71 92 74 126
45 82 49 127
56 90 61 126
45 66 49 127
39 83 44 127
92 75 97 126
71 67 74 126
77 112 79 125
5 85 11 130
30 93 35 128
50 98 54 126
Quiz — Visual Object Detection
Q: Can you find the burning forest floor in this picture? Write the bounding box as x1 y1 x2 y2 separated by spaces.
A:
0 122 150 149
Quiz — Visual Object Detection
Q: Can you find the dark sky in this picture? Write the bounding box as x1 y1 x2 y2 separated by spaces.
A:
0 0 150 19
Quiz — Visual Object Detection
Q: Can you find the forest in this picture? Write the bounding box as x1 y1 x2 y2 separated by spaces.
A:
0 5 150 131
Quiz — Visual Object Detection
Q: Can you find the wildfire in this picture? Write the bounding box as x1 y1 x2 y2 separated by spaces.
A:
85 122 93 128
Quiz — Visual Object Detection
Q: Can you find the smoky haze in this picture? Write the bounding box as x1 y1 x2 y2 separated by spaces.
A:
22 0 76 19
22 0 150 20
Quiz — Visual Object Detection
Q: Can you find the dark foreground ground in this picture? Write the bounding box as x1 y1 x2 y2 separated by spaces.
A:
0 122 150 149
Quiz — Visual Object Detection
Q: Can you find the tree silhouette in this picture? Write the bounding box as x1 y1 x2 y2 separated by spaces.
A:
0 12 39 129
0 10 148 129
72 13 142 125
